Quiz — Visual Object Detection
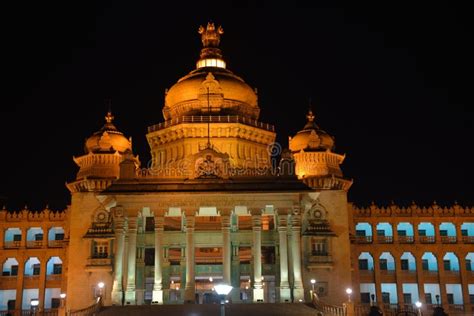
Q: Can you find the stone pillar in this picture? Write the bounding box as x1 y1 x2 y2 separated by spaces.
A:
0 227 4 248
436 249 448 307
459 253 471 307
373 253 383 307
415 253 426 304
278 216 291 302
222 215 232 285
184 215 195 303
394 250 404 306
112 215 126 305
125 217 138 304
153 216 164 304
290 212 304 301
38 256 47 311
252 214 264 302
231 243 241 302
15 254 25 311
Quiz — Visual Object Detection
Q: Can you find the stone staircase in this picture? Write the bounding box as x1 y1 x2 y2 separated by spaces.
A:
98 303 318 316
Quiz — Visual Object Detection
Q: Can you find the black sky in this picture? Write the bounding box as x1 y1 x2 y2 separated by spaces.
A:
1 3 473 210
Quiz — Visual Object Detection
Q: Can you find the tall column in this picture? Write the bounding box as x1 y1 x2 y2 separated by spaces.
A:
373 253 383 308
15 254 25 311
290 211 304 301
184 215 195 303
415 252 426 304
222 215 232 285
125 217 138 304
38 255 47 311
459 253 471 307
278 216 291 302
394 250 404 306
112 216 126 305
252 214 264 302
153 216 164 304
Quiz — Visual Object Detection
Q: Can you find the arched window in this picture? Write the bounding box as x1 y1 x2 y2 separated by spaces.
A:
358 252 374 271
26 227 44 248
465 253 474 271
443 252 460 271
48 227 65 247
400 252 416 271
376 223 393 243
421 252 438 271
396 222 414 243
2 258 19 276
418 223 435 243
439 222 457 243
46 257 63 275
24 257 41 276
4 228 22 248
461 222 474 243
355 223 372 243
379 252 395 271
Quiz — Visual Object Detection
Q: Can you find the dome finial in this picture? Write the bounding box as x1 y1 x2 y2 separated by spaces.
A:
198 22 224 48
105 99 114 124
306 97 315 122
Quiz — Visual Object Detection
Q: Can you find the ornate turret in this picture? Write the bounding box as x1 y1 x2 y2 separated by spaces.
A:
289 108 352 190
67 111 139 192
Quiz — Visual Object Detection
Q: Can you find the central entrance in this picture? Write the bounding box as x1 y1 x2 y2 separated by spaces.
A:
195 276 222 304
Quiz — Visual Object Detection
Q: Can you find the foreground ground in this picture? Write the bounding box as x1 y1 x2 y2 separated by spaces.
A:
99 303 317 316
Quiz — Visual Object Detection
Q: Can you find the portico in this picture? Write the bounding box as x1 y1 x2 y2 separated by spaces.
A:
108 191 308 305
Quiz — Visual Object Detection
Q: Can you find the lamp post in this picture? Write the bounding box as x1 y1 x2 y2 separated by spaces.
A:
346 288 353 302
310 279 316 300
97 282 105 299
214 284 232 316
30 299 39 316
415 301 422 316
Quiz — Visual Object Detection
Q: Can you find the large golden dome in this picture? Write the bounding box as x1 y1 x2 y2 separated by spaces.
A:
85 112 131 154
162 22 260 121
289 109 335 152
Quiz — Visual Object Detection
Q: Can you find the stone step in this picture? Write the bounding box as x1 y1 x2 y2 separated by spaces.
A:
98 303 317 316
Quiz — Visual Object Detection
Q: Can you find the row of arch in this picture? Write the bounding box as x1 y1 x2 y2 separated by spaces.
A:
2 257 63 276
358 252 474 271
3 227 64 242
356 222 474 237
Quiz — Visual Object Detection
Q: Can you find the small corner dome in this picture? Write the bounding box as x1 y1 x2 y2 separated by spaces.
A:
289 109 335 153
85 112 131 154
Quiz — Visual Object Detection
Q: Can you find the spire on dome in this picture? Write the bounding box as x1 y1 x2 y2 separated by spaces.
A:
198 22 224 48
196 22 226 68
105 111 114 124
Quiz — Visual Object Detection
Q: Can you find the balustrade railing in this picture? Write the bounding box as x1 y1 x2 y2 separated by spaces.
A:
419 235 435 243
462 235 474 243
148 115 275 133
312 293 346 316
69 297 102 316
441 235 457 243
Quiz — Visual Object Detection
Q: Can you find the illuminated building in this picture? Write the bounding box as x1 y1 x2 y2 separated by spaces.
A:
0 22 472 315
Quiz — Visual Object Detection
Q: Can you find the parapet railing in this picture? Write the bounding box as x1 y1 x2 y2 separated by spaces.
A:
148 115 275 132
312 293 346 316
69 297 102 316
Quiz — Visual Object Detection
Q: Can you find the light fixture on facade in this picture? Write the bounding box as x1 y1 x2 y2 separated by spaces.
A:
345 288 352 302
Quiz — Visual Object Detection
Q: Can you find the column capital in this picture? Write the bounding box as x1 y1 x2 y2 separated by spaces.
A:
252 215 262 230
221 215 231 228
290 214 301 228
185 215 195 230
128 217 138 231
278 216 288 229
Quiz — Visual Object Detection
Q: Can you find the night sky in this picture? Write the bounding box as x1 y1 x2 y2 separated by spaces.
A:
1 3 472 210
